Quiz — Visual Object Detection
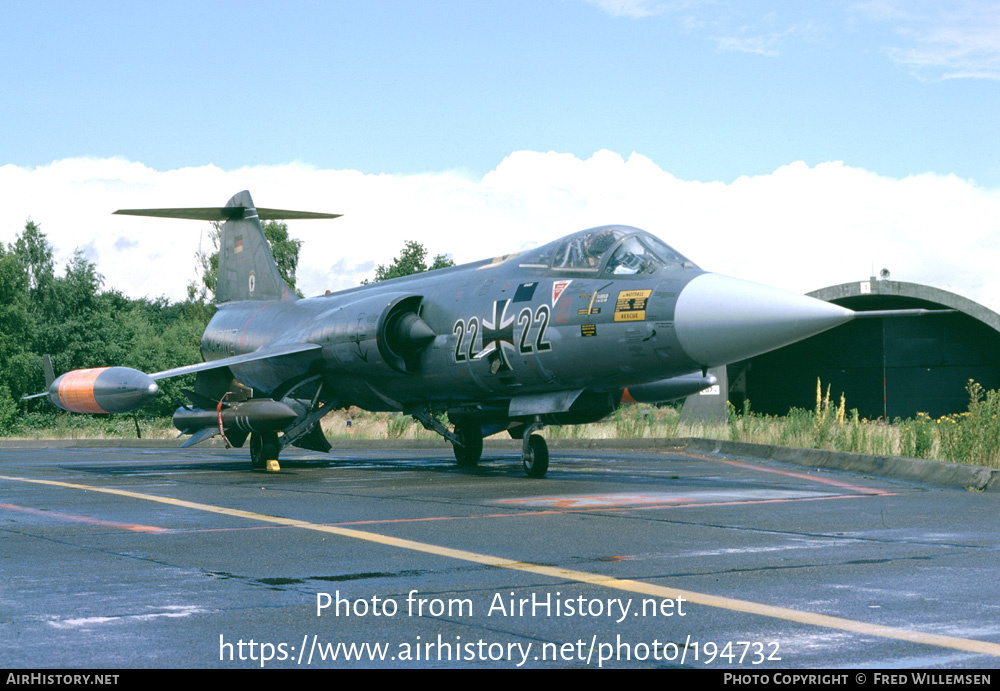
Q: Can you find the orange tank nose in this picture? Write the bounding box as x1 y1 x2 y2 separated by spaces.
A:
49 367 159 414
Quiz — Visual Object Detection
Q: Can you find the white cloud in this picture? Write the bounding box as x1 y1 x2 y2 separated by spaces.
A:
582 0 821 56
585 0 1000 78
2 154 999 317
711 21 817 57
582 0 670 19
856 0 1000 80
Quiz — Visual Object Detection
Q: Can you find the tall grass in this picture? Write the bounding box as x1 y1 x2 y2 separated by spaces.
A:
6 412 178 440
703 378 1000 469
934 381 1000 467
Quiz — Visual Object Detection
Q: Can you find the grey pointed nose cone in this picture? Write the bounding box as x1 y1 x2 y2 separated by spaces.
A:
675 273 854 367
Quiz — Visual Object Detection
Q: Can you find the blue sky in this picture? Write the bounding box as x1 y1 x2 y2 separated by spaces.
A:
3 0 997 183
1 1 999 309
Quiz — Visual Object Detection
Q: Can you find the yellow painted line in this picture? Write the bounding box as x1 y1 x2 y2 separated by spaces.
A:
4 473 999 658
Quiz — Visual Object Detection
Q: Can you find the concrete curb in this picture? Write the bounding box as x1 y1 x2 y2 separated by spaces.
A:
676 438 1000 493
1 436 997 492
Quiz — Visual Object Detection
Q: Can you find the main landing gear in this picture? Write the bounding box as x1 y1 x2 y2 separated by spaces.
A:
456 420 546 478
249 431 280 470
452 421 483 467
413 412 548 477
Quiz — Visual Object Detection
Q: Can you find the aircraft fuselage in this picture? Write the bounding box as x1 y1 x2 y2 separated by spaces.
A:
202 249 703 417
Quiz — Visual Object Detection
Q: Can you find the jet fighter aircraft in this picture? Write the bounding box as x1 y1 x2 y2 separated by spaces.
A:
31 190 858 477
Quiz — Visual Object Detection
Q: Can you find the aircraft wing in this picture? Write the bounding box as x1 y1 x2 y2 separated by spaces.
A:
150 343 323 380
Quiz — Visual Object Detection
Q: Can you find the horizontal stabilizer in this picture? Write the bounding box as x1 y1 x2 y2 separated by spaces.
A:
151 342 323 380
114 207 341 221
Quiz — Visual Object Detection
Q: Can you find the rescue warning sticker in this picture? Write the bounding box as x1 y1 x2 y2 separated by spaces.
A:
614 289 651 322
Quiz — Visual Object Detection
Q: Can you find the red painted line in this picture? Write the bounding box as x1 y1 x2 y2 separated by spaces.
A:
499 493 699 509
5 454 889 537
161 510 582 532
328 493 884 523
0 503 167 533
628 492 887 511
330 508 621 525
160 491 894 534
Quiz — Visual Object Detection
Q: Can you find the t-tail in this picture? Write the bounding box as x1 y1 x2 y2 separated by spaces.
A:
114 190 340 304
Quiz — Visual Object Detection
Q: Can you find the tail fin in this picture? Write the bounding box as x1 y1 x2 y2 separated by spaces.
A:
216 190 292 303
43 354 55 387
114 190 340 304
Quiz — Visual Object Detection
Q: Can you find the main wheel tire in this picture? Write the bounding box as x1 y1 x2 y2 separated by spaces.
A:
250 432 280 470
453 422 483 467
250 433 265 469
522 434 549 478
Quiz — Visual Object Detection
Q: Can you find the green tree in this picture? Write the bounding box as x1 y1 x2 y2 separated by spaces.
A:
32 250 110 372
61 249 103 313
11 219 54 297
6 221 59 399
0 384 19 435
0 245 35 399
263 221 303 292
191 221 303 301
365 240 454 283
4 216 217 426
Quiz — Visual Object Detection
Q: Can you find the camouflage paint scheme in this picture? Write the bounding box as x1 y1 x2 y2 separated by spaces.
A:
44 191 856 477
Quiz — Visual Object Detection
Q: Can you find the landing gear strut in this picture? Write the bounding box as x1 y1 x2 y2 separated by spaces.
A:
521 421 548 478
249 431 280 470
411 411 473 468
413 411 548 477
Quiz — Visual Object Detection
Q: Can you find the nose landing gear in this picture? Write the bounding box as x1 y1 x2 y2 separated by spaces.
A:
520 421 548 478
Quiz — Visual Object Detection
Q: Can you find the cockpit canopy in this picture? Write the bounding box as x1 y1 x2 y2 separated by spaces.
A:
517 226 697 276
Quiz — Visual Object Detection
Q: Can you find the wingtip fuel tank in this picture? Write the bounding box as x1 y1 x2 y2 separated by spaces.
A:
47 367 159 414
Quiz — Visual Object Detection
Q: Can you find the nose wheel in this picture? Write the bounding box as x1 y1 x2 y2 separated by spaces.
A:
521 423 548 478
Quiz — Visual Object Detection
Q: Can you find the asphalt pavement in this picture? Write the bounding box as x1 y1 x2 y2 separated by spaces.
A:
2 442 999 669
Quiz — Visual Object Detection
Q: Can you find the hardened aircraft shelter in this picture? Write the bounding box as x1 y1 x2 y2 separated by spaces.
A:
686 278 1000 422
